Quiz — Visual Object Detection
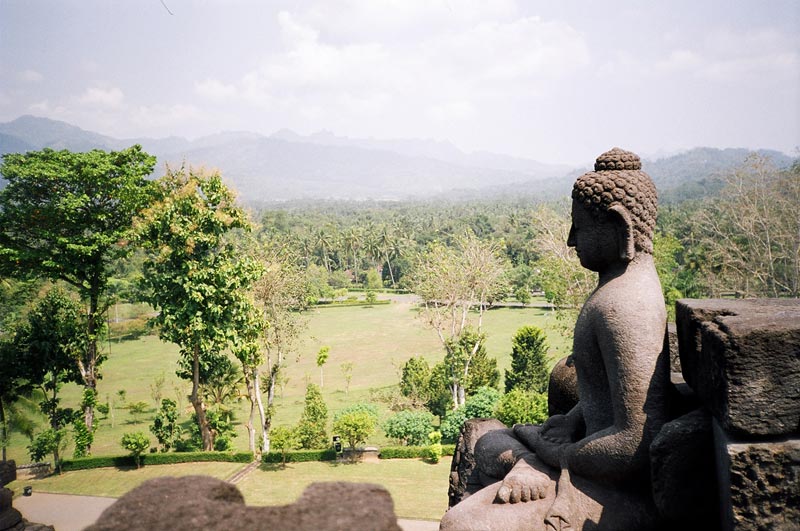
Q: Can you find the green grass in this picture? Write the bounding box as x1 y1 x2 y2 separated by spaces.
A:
6 457 452 521
5 295 569 462
237 457 453 521
6 461 243 498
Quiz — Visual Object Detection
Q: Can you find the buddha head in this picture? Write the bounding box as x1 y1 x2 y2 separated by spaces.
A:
568 148 657 270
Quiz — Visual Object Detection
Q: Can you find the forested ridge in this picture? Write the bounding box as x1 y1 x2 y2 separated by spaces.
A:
0 137 797 467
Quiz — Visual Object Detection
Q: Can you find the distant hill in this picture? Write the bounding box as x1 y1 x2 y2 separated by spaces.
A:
0 115 794 202
0 116 571 200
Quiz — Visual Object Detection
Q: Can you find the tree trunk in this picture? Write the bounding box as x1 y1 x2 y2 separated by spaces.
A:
244 367 256 454
0 396 6 462
190 345 214 451
254 370 268 454
82 289 100 453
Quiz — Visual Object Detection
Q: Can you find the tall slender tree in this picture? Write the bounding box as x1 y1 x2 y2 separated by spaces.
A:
0 146 156 447
137 166 261 451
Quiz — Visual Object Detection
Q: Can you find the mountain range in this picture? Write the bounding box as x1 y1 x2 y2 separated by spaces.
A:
0 115 794 203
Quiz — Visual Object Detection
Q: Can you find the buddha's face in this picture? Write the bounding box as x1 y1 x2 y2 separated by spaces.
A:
567 200 623 272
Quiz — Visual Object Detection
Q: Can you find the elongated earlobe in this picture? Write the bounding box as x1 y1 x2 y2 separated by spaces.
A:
608 205 635 261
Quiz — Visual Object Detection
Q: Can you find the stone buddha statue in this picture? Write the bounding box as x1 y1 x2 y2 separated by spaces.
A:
441 148 670 530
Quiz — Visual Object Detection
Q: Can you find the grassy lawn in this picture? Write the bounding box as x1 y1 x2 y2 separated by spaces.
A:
233 457 452 521
5 461 243 498
6 458 452 521
5 295 569 462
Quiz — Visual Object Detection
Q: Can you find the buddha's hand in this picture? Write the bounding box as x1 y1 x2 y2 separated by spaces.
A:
538 414 578 444
495 460 550 504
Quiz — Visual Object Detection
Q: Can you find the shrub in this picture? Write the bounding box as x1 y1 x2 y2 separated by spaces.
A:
296 384 329 449
383 410 434 446
121 432 150 468
270 426 299 466
495 389 548 426
425 430 443 464
333 408 377 450
127 401 150 424
440 387 501 442
262 448 337 464
150 399 181 452
60 451 253 472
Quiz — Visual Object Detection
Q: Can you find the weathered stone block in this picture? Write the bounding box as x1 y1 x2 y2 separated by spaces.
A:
448 418 506 508
676 299 800 436
713 421 800 530
0 487 12 511
649 409 718 526
0 461 15 488
0 507 22 530
87 476 400 531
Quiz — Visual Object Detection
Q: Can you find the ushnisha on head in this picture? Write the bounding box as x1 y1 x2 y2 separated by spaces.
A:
571 148 658 255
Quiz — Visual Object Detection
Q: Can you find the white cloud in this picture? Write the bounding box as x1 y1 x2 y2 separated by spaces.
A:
79 86 124 108
208 4 588 138
29 100 50 112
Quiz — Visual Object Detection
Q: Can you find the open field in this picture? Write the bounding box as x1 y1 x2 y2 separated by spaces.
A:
5 295 569 463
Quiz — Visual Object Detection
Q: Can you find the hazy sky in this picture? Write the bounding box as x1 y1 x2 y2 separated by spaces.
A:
1 0 798 164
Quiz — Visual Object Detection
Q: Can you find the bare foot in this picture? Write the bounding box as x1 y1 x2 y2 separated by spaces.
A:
494 459 550 504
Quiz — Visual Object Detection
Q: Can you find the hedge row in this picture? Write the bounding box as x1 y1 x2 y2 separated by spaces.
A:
60 451 253 472
378 444 455 459
262 449 337 464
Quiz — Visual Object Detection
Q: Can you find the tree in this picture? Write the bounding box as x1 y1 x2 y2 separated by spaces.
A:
253 240 309 454
121 432 150 469
693 155 800 297
340 362 354 395
150 398 181 452
399 356 432 407
504 326 550 394
0 146 156 444
296 384 328 449
408 231 507 409
270 426 299 467
383 410 435 446
10 287 85 463
137 166 261 451
316 346 330 388
531 203 595 349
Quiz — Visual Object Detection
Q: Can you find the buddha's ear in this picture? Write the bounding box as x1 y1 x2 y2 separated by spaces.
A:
608 204 635 261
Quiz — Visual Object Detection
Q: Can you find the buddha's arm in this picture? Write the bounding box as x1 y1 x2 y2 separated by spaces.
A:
563 309 663 483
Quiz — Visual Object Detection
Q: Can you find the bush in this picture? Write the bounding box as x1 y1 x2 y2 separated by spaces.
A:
495 389 548 426
383 410 435 446
270 426 299 466
378 442 455 460
333 405 378 450
425 431 443 464
262 448 337 464
440 387 501 442
150 399 181 452
121 432 151 468
60 451 253 472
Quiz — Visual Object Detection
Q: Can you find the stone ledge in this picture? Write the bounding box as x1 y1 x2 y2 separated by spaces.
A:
676 298 800 437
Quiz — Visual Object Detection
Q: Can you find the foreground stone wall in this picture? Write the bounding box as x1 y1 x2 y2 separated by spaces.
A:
677 299 800 530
